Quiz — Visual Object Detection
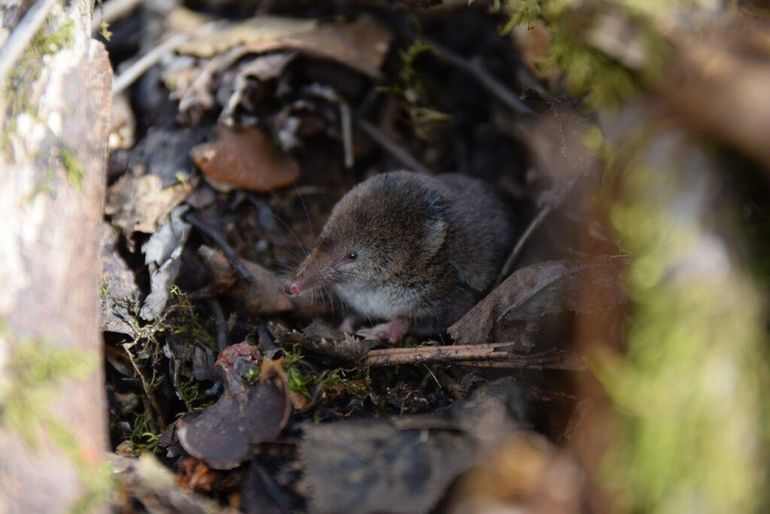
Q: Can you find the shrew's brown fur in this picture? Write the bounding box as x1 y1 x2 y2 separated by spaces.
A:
288 171 514 335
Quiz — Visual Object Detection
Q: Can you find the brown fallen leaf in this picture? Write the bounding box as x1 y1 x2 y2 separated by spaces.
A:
191 125 300 192
301 377 529 514
172 12 391 78
302 418 476 514
105 170 191 235
450 257 626 345
199 246 294 314
176 343 291 470
177 457 219 493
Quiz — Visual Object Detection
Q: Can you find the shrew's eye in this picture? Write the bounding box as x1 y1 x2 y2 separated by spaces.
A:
347 251 357 260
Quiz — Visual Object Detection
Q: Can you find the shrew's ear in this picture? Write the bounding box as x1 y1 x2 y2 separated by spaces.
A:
422 217 447 260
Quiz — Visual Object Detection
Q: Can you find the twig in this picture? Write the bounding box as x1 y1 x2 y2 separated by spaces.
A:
91 0 141 34
356 118 431 175
306 84 355 169
112 33 189 95
497 176 581 283
363 342 580 368
426 40 535 116
184 211 255 283
457 351 586 371
497 202 554 282
0 0 58 88
340 102 354 169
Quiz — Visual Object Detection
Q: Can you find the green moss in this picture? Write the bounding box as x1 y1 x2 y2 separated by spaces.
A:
1 338 95 444
383 41 452 142
61 147 85 191
0 330 113 513
129 410 160 453
546 14 639 106
497 0 668 107
592 134 769 513
497 0 542 32
4 15 75 125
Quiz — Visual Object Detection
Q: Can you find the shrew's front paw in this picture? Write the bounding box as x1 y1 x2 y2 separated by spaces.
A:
356 318 410 343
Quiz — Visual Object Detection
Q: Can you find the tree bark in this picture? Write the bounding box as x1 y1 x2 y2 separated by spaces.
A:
0 1 112 512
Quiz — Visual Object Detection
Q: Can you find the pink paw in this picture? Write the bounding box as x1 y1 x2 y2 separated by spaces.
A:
356 319 410 343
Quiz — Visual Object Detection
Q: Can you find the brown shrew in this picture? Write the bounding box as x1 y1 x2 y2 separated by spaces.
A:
285 171 513 342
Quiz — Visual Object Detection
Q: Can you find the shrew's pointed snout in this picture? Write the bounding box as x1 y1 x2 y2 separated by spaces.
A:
284 281 302 296
285 249 332 296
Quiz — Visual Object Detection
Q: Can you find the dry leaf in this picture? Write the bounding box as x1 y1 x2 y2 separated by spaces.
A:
449 258 626 344
191 125 300 192
106 171 191 235
302 420 475 514
140 207 191 321
301 377 529 514
199 246 294 314
177 343 290 470
173 13 391 78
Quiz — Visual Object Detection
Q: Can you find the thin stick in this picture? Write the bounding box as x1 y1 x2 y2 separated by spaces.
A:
497 203 554 282
363 342 580 368
0 0 58 88
91 0 141 34
112 33 189 95
306 84 354 169
356 118 432 175
497 176 581 283
340 102 354 169
456 352 586 371
184 211 255 283
426 40 535 116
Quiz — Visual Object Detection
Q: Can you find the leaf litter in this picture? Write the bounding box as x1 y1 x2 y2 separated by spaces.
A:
95 2 670 513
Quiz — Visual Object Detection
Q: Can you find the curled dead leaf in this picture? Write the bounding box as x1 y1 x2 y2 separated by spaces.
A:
173 13 391 78
301 377 529 514
191 125 300 192
106 171 191 235
199 246 294 315
177 343 291 470
449 257 626 345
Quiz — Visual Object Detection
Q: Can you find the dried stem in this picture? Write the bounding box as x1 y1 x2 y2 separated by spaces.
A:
112 33 189 95
184 210 255 283
425 40 535 116
356 118 432 175
363 342 583 370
